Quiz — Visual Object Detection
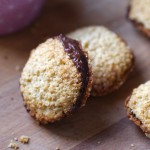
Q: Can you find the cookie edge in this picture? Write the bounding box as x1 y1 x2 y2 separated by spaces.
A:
125 96 150 137
127 5 150 38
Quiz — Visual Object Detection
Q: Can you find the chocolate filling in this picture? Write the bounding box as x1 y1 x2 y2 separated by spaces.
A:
57 34 90 111
125 97 143 129
125 97 150 134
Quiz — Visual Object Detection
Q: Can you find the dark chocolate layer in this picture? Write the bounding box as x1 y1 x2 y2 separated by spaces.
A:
57 34 90 111
125 97 147 133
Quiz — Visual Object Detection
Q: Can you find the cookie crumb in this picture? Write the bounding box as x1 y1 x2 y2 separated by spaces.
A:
56 147 60 150
131 144 134 147
8 141 19 149
19 135 30 144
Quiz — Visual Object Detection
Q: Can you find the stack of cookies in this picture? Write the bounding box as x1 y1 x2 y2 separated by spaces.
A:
20 26 134 124
19 0 150 139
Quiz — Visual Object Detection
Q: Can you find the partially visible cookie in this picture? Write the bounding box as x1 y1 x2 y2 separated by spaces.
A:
68 26 134 96
125 81 150 138
20 34 92 123
128 0 150 37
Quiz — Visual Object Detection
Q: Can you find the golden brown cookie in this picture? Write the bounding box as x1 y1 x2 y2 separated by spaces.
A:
125 81 150 138
128 0 150 37
68 26 134 96
20 35 92 123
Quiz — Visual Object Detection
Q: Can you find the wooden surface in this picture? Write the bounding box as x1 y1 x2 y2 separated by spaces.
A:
1 0 150 149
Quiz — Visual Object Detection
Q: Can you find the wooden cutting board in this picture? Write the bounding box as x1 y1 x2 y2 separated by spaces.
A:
1 0 150 149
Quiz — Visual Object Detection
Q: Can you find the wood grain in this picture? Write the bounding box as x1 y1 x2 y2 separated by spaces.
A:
1 0 150 149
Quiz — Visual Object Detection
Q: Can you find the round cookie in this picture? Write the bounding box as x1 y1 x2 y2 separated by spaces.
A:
20 34 92 123
128 0 150 37
125 81 150 138
68 26 134 96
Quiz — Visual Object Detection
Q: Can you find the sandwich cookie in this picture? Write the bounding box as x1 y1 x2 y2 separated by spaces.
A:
125 81 150 138
20 34 92 123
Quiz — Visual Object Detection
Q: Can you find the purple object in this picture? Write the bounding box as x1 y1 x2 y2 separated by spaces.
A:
0 0 45 35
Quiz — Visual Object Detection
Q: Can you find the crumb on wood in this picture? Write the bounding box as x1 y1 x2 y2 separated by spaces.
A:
8 141 19 149
56 147 60 150
19 135 30 144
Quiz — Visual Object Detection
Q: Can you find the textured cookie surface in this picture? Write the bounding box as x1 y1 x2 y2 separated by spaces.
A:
128 0 150 37
20 35 92 123
68 26 134 96
125 81 150 135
